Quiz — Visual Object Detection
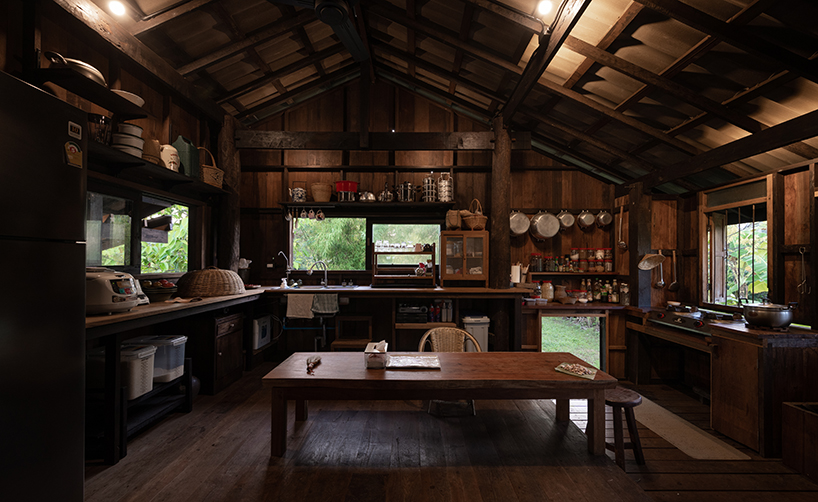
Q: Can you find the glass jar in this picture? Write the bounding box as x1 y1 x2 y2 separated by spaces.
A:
542 280 554 300
530 253 542 272
604 259 613 272
603 248 612 260
577 289 588 300
595 248 605 260
570 248 580 261
620 282 630 305
578 259 588 272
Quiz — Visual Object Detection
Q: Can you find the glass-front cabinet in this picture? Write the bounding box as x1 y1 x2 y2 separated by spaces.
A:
440 230 489 287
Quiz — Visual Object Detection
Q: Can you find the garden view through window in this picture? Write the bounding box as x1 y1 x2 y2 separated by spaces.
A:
291 220 440 270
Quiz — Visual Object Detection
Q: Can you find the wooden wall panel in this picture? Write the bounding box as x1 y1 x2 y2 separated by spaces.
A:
650 199 678 307
784 171 811 246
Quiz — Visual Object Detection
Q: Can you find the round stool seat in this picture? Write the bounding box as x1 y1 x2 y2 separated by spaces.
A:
605 387 642 408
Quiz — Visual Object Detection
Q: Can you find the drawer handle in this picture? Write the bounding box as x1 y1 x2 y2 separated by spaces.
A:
218 352 223 357
229 323 235 329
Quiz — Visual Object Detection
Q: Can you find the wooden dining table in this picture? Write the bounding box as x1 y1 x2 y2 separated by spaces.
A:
262 351 618 457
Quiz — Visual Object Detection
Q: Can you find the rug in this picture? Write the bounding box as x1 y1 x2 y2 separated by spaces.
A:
634 396 750 460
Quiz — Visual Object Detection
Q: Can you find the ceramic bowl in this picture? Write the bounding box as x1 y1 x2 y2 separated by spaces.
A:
116 122 143 137
112 89 145 107
112 133 145 149
112 144 143 158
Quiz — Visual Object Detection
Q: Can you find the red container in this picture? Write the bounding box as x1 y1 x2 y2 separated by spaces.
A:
335 180 358 192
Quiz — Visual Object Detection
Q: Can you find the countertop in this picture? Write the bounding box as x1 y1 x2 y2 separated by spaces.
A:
264 286 524 296
709 320 818 344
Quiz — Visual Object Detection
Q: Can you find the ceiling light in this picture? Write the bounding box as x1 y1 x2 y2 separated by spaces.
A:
537 1 553 16
108 1 126 17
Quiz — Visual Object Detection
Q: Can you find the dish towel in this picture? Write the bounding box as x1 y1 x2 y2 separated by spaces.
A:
286 294 315 319
312 294 339 315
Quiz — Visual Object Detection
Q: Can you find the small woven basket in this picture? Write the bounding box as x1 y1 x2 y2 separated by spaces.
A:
462 199 487 230
445 209 461 230
311 183 332 202
198 147 224 188
177 266 246 297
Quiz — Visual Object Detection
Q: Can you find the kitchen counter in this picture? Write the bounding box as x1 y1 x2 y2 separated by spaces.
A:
710 321 818 345
522 302 626 311
264 286 523 297
86 289 265 339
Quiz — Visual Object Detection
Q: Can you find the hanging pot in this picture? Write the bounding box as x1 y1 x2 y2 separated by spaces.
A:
529 211 560 240
596 209 613 228
577 209 595 229
510 211 530 236
556 209 575 230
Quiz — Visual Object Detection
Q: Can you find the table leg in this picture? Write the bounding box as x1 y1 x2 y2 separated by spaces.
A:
271 389 287 457
587 390 605 455
555 399 570 422
295 399 308 421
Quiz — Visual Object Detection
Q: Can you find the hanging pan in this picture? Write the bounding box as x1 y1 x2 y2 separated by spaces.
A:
529 211 560 240
510 211 530 237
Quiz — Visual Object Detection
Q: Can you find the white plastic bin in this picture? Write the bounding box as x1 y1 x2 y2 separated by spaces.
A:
252 316 272 350
87 345 157 400
126 335 187 382
462 316 490 352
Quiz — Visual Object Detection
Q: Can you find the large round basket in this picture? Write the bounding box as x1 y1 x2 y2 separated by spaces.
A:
311 183 332 202
462 199 488 230
177 267 246 297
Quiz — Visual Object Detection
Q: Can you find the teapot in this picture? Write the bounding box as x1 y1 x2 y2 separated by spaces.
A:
159 144 180 172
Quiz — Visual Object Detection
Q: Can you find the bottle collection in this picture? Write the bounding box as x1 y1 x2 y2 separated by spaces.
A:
529 278 629 305
529 248 614 273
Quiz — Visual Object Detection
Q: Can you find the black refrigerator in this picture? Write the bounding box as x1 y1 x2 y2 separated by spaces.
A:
0 71 86 501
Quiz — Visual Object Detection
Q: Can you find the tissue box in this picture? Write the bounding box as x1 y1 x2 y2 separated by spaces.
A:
365 342 388 369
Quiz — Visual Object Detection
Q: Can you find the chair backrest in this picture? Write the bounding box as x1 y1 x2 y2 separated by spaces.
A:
418 327 482 352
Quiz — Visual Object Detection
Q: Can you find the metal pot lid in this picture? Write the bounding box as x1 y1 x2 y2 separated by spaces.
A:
743 301 795 311
510 211 530 236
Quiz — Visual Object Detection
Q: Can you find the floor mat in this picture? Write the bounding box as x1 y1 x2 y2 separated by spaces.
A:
634 397 750 460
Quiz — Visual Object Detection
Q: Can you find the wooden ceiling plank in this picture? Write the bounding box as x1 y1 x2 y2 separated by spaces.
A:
501 0 593 122
407 0 416 78
564 36 764 134
131 0 218 36
279 5 327 78
46 0 225 122
462 0 542 33
217 46 344 103
637 107 818 188
448 3 475 95
633 0 818 84
177 9 315 76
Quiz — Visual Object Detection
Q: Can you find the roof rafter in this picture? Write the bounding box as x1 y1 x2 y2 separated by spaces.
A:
131 0 217 36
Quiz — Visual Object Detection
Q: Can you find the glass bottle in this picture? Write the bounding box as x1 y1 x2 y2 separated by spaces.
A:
610 279 619 304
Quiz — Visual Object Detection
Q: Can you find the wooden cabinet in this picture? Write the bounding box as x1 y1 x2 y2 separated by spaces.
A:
440 231 488 287
711 334 760 451
372 246 436 287
189 313 245 394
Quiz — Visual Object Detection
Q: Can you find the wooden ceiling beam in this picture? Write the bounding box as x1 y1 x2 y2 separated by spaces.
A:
177 9 315 75
462 0 542 33
448 2 475 95
131 0 217 36
278 5 327 78
637 107 818 189
633 0 818 85
501 0 592 122
216 45 344 103
235 130 530 150
406 0 417 78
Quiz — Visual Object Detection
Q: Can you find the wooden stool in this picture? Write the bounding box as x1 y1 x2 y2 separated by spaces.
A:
330 315 373 351
605 386 645 469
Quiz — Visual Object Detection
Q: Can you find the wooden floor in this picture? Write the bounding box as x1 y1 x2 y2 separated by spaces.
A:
84 363 818 502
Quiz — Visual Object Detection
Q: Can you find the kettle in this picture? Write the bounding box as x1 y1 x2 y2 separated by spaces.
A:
377 182 394 202
159 144 180 172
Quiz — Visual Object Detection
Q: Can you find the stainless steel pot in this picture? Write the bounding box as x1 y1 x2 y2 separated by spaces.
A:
377 183 394 202
397 182 416 202
509 211 530 236
45 51 107 87
577 209 595 229
556 209 575 230
529 211 560 240
742 300 798 328
359 191 376 202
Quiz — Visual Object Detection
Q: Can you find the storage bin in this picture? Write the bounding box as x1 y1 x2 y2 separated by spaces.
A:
462 315 490 352
252 316 272 350
87 344 157 400
125 335 187 382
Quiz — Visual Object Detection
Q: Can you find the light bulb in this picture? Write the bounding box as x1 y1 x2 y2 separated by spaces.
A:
537 0 553 16
109 1 126 17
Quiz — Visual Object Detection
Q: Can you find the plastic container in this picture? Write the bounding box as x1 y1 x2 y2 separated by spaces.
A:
462 315 490 352
126 336 187 383
252 316 272 350
88 344 157 400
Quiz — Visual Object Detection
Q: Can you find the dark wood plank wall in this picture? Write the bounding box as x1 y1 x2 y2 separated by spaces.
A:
784 170 812 325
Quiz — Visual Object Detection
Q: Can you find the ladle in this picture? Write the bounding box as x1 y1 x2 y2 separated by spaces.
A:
655 250 665 289
618 204 627 250
668 250 680 292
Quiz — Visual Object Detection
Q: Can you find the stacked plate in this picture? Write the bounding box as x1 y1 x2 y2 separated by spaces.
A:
112 122 144 158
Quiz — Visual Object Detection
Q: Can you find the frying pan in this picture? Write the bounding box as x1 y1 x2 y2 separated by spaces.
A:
45 51 107 87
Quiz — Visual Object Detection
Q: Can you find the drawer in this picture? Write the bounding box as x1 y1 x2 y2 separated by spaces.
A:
216 314 243 337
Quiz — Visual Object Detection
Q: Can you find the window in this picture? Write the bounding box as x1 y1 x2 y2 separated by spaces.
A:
703 180 768 306
292 217 366 270
86 190 189 275
372 223 441 264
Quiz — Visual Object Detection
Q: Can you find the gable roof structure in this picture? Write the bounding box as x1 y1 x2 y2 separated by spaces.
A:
78 0 818 194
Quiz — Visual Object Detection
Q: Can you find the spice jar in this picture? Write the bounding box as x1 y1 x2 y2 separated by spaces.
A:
578 259 588 272
530 253 542 272
604 259 613 272
603 248 612 260
570 248 580 261
542 280 554 300
595 248 605 260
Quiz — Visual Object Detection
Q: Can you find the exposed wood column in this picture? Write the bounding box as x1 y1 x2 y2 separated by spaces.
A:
810 164 817 329
628 183 652 308
217 115 242 271
770 173 785 305
489 115 511 350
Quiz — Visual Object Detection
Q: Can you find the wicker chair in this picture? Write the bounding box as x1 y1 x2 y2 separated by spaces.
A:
418 327 481 416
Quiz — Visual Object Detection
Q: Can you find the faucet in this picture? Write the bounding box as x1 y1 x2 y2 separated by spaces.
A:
307 260 329 287
278 251 292 282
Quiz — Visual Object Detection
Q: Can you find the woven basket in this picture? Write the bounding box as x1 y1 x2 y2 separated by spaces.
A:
311 183 332 202
445 209 461 230
177 266 246 297
462 199 487 230
198 147 224 188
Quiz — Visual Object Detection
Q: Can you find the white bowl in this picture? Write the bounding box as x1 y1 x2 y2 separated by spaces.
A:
116 122 143 137
536 298 548 305
112 144 143 157
112 133 145 149
578 298 589 304
667 301 681 307
112 89 145 107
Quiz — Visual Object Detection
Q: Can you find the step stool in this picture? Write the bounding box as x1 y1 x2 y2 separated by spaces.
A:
605 386 645 469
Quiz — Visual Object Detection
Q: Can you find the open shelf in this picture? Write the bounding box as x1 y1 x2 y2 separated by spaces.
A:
32 67 148 120
395 322 456 330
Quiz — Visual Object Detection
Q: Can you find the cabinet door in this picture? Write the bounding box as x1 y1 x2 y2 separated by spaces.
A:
463 233 487 280
215 330 243 392
441 234 465 279
711 335 759 450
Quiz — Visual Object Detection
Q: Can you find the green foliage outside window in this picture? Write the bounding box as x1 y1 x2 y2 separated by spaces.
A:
724 221 768 305
292 218 366 270
141 205 189 273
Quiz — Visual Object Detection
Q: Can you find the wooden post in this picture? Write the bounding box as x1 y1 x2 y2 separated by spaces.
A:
629 183 652 308
490 115 511 289
771 173 785 305
217 115 241 271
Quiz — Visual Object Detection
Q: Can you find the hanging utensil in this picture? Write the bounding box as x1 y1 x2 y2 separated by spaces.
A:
654 250 665 289
668 249 680 292
618 205 627 250
798 246 811 295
